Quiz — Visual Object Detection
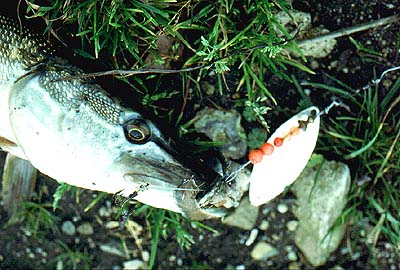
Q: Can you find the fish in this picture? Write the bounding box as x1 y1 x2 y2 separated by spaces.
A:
0 15 245 220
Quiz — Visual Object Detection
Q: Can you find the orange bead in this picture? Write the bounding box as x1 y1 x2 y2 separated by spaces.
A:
248 149 264 164
290 126 300 136
260 142 274 155
274 137 284 147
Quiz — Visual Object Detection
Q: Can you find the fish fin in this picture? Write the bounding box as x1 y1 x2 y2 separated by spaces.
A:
0 136 27 159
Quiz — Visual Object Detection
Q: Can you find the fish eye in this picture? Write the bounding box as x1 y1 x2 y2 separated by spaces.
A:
123 118 151 144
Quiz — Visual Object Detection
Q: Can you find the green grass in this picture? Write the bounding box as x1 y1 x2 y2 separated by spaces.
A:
314 74 400 248
17 201 60 238
52 241 91 270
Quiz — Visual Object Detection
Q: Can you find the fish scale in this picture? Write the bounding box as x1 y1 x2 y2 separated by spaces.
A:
0 14 122 126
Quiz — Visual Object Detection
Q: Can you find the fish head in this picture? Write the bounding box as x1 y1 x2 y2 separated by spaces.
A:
8 72 223 219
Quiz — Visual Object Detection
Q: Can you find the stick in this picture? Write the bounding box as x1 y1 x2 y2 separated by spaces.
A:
297 15 399 47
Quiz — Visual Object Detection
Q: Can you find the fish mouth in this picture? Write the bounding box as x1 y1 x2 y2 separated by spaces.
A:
120 135 223 197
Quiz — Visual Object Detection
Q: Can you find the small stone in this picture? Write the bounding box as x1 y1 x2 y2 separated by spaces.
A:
259 220 269 231
100 244 125 258
61 221 76 236
250 242 279 261
194 107 248 159
141 250 150 262
123 259 145 270
236 264 245 270
310 60 319 70
177 258 183 266
272 234 280 241
98 206 111 217
77 223 94 235
287 251 298 261
105 221 120 229
286 220 298 231
277 203 288 214
245 229 259 246
222 196 259 230
169 255 176 262
288 262 301 270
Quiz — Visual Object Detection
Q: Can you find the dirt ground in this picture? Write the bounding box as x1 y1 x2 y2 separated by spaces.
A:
0 0 399 269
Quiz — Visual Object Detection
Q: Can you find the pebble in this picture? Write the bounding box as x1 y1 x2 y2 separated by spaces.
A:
258 220 269 231
236 264 245 270
250 242 279 261
141 250 150 262
177 258 183 266
169 255 176 262
123 259 145 270
105 221 120 229
222 196 259 230
287 251 298 261
61 221 76 236
98 206 111 217
77 223 94 235
100 244 125 258
288 262 301 270
286 220 298 231
277 203 289 214
245 229 259 246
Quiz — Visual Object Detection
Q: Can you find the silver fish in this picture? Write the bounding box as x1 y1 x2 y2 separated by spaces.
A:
0 15 247 220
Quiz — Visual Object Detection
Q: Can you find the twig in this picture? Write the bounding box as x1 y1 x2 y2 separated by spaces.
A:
297 15 399 48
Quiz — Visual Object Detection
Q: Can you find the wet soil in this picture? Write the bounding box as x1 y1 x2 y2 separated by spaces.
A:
1 0 399 269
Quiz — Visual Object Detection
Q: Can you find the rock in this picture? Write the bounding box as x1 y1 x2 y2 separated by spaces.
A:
275 9 336 58
286 220 298 232
105 221 120 229
235 264 245 270
288 262 301 270
100 244 126 258
258 220 269 231
76 223 94 235
250 242 279 261
245 228 259 246
194 107 247 159
123 259 145 270
222 196 259 230
275 10 311 37
287 250 298 261
298 26 337 58
291 157 351 267
61 221 76 236
277 203 289 214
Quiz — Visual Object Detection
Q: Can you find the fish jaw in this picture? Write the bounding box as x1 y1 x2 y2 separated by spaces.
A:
8 72 198 214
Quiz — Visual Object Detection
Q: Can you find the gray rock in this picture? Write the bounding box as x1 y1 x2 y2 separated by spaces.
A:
286 220 298 232
61 221 76 236
250 242 279 260
277 203 289 214
245 228 259 246
100 244 126 258
194 107 247 159
222 196 259 230
76 222 94 235
123 259 145 270
291 157 351 267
